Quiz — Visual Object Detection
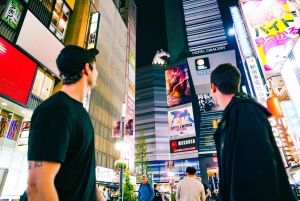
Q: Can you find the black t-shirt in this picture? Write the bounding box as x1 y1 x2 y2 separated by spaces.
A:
28 91 96 201
153 189 162 201
203 183 209 194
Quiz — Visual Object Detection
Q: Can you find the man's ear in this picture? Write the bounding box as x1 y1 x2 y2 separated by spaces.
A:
83 63 91 75
211 83 217 93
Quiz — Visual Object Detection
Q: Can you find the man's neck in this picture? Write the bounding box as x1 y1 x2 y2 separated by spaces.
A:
219 94 235 110
61 81 89 103
187 175 196 178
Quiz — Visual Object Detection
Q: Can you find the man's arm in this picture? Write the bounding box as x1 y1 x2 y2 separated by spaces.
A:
27 161 60 201
200 183 206 201
148 184 155 201
96 186 105 201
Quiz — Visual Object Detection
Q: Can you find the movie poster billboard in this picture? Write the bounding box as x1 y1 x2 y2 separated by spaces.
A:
165 65 191 107
240 0 299 71
198 93 220 113
168 106 196 138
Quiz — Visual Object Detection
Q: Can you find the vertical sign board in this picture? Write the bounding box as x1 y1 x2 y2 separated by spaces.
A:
240 0 300 72
245 57 268 106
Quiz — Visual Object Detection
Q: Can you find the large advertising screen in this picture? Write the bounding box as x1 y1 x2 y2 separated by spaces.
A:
168 106 195 138
240 0 299 71
0 37 37 105
165 66 191 107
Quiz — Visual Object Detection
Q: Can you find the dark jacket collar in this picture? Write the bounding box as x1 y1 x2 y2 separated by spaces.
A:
222 92 271 119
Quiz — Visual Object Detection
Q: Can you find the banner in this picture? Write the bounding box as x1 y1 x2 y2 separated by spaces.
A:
127 79 135 98
168 106 196 138
126 95 135 119
125 119 134 136
112 120 121 137
240 0 299 71
165 66 191 107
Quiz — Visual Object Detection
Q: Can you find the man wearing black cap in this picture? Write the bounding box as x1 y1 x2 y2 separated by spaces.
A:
26 45 101 201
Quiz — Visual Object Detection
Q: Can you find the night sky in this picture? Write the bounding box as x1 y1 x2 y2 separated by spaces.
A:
135 0 239 68
135 0 168 68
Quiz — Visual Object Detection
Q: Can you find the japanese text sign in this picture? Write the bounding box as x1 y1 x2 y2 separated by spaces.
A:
240 0 299 71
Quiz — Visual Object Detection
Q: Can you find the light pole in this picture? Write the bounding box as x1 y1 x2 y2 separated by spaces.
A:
115 102 129 201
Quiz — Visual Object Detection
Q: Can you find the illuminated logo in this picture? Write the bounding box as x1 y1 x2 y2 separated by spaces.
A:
195 57 210 71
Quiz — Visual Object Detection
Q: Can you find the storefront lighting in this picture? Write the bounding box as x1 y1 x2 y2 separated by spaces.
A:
2 102 7 105
228 28 235 35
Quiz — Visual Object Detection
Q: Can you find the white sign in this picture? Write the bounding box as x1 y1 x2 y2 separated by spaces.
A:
128 63 135 86
192 46 226 55
246 57 267 106
95 166 118 183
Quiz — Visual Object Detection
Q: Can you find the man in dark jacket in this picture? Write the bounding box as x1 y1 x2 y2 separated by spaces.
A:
210 63 297 201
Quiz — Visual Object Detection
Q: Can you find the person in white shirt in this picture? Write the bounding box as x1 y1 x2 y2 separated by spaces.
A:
176 167 206 201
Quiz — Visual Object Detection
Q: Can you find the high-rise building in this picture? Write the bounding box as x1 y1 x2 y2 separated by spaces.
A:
135 0 245 187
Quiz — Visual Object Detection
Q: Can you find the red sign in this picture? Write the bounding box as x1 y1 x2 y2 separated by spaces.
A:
0 37 37 105
170 137 197 153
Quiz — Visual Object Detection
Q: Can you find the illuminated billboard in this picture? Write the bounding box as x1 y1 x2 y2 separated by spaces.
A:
0 37 37 105
165 66 191 107
168 106 195 138
170 137 197 153
240 0 299 71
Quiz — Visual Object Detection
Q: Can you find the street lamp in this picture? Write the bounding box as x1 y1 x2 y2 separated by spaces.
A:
117 102 126 201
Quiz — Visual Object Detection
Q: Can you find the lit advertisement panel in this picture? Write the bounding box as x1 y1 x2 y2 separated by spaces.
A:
198 93 220 113
168 106 195 138
240 0 299 71
170 137 197 153
165 65 191 107
0 37 37 105
1 0 23 30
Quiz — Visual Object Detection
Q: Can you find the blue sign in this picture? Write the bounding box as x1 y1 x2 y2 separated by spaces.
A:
197 70 210 75
281 101 300 134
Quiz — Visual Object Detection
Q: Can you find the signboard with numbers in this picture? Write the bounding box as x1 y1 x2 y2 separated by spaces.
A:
1 0 23 30
245 57 267 106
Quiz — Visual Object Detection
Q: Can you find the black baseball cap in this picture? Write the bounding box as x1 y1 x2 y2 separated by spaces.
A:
56 45 99 76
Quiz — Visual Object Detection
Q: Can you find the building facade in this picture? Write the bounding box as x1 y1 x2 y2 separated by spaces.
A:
0 0 136 198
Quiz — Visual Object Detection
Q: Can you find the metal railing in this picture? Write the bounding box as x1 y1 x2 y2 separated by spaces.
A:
27 93 44 110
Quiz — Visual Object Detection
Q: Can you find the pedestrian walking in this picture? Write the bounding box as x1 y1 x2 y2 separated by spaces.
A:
138 175 155 201
197 177 211 201
26 45 101 201
210 63 297 201
176 167 206 201
152 184 163 201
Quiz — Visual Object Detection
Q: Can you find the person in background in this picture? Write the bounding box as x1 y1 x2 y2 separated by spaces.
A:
107 189 111 201
152 184 162 201
197 177 211 201
102 187 108 201
210 63 297 201
138 175 155 201
176 167 205 201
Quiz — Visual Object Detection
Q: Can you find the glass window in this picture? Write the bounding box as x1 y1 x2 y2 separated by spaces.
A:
40 74 54 100
32 69 45 97
32 68 54 100
49 0 70 41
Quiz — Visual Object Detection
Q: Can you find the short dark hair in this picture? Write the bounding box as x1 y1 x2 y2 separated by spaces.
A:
62 56 96 85
154 184 158 188
210 63 241 94
186 167 196 175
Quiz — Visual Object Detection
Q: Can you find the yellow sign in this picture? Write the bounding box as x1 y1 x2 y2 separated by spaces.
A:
241 0 299 71
129 51 135 70
127 79 135 98
212 119 221 129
